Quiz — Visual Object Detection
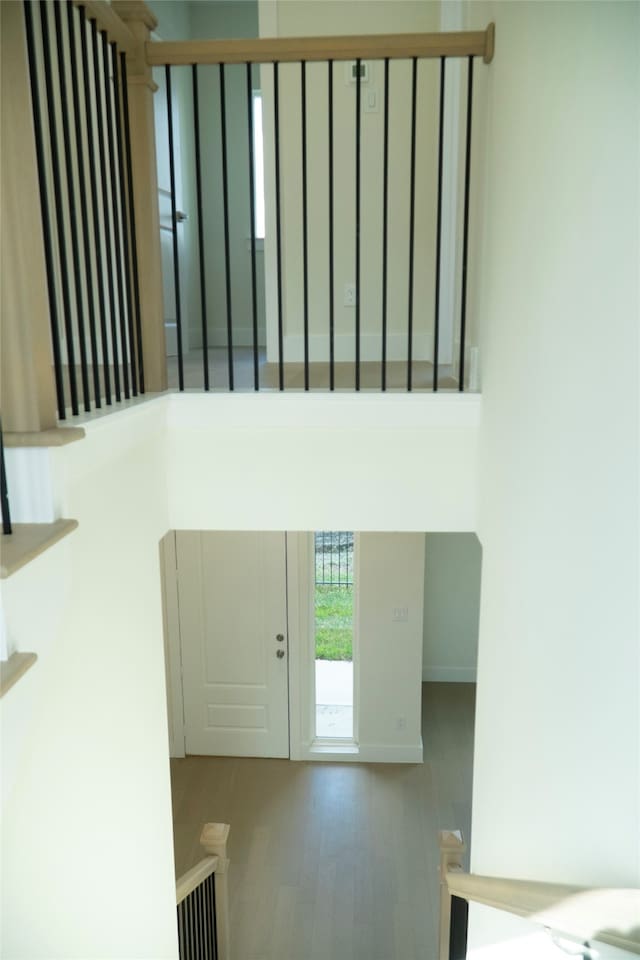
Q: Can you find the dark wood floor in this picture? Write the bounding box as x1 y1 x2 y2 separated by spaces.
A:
170 682 475 960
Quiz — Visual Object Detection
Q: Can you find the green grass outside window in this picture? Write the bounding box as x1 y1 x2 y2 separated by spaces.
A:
315 585 353 661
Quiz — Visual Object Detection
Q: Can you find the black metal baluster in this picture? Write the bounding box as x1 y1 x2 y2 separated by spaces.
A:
23 0 66 419
449 895 469 960
407 57 418 392
183 895 188 957
102 31 130 399
39 0 79 415
381 58 389 391
112 42 137 396
120 51 144 392
196 884 203 958
246 62 259 391
434 57 446 393
177 902 185 957
355 58 361 391
187 890 194 957
203 881 210 959
459 56 474 393
209 873 218 959
219 64 234 390
92 20 121 400
165 65 184 391
202 877 213 960
273 63 284 390
0 425 11 536
53 0 91 412
79 11 111 405
192 64 209 391
328 61 335 391
301 61 310 390
67 2 101 408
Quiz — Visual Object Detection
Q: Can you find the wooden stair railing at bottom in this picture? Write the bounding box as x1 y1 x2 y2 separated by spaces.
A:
174 822 230 960
438 829 640 959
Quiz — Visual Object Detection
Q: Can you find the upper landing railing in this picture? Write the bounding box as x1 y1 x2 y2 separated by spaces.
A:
151 25 494 394
2 1 494 435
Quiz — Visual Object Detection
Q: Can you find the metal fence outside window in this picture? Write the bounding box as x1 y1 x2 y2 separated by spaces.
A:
314 531 353 588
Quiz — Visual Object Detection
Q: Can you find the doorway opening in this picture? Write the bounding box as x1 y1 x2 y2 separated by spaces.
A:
314 532 354 740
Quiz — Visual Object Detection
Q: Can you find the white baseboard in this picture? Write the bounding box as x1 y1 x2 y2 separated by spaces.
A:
422 667 477 683
358 740 423 763
277 332 435 364
189 327 267 350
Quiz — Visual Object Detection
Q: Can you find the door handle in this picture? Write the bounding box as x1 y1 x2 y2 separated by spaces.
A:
276 649 285 659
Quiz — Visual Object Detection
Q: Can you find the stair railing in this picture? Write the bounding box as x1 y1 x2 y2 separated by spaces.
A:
175 821 230 960
438 830 640 959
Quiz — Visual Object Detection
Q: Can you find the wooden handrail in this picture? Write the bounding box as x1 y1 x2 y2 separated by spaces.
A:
446 873 640 956
146 24 495 67
71 1 136 53
439 830 466 960
175 855 218 906
200 823 231 960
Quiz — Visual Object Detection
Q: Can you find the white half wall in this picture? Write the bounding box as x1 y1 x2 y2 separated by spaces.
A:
461 0 640 954
166 393 480 531
1 403 177 959
422 532 481 682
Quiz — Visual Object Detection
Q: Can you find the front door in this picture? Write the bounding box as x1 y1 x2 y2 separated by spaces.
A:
176 531 289 758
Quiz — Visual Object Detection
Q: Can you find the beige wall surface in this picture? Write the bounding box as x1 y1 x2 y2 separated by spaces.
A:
150 0 265 353
358 532 425 757
261 0 469 364
422 532 481 682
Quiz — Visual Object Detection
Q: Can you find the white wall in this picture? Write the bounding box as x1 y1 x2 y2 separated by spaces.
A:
166 393 480 531
357 533 425 760
0 403 177 959
422 532 481 682
462 0 640 955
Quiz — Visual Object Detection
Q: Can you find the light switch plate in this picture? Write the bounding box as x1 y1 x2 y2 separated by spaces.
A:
392 607 408 622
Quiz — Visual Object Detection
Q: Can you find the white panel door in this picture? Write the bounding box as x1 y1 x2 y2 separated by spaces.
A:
177 531 289 758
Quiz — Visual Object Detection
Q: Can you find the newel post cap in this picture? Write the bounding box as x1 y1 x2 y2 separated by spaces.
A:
200 822 231 857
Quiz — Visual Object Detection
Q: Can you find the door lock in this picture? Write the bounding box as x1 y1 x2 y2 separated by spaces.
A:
276 633 284 642
276 649 285 659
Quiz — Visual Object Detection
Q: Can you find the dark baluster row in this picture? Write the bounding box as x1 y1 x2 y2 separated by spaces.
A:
23 0 143 418
177 872 217 960
164 55 476 394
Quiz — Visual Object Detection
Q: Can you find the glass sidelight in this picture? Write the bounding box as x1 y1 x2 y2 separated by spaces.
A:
314 532 354 740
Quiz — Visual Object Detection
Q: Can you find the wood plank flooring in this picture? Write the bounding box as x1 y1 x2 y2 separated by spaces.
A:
170 682 475 960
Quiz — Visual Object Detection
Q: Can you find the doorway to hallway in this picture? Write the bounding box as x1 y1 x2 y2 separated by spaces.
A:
314 531 355 740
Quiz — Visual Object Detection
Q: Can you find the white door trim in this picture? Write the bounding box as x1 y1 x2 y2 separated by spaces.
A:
285 531 310 760
160 531 186 759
